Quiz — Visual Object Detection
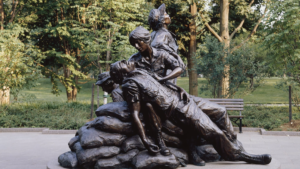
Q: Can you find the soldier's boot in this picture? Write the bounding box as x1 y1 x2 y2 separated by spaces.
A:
239 152 272 164
190 149 205 166
157 131 171 156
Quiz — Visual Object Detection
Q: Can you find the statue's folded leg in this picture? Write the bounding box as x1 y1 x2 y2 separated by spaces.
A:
145 103 171 156
173 101 271 164
192 96 236 142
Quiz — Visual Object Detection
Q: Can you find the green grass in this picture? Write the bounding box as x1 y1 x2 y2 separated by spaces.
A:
16 78 112 104
16 77 289 104
177 77 288 104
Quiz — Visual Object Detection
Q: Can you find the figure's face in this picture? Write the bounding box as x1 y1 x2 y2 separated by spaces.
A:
132 39 148 53
119 60 135 74
164 12 171 25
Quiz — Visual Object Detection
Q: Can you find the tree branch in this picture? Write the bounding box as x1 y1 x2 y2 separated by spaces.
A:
197 27 205 35
9 3 24 23
230 0 255 39
231 2 269 52
199 12 223 42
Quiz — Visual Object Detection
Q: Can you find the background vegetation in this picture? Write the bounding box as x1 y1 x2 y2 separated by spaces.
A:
0 0 300 130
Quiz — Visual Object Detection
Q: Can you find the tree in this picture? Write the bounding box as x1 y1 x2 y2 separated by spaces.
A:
264 0 300 106
198 35 267 98
0 25 44 104
199 0 269 97
0 0 44 104
32 0 149 102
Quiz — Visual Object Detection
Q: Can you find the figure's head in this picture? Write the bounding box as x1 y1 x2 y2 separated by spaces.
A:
110 60 136 84
129 26 151 52
148 3 171 30
96 72 116 93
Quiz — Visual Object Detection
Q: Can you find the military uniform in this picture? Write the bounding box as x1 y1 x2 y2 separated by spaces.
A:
111 88 124 102
122 69 242 160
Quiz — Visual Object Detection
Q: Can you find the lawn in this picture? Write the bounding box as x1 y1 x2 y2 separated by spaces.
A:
1 77 298 130
18 77 289 104
16 78 112 104
177 77 288 104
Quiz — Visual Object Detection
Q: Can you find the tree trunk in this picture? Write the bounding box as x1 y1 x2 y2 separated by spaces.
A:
0 87 9 105
218 0 230 98
250 75 254 88
0 0 4 30
188 2 198 96
106 28 112 71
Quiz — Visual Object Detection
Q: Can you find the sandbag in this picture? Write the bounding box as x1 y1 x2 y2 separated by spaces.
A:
78 125 126 149
196 144 221 162
132 150 179 169
74 142 120 166
58 151 78 168
168 147 189 163
90 116 134 135
68 136 79 152
121 135 147 152
94 149 139 169
95 101 131 121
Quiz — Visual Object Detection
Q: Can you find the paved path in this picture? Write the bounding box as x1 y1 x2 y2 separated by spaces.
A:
0 131 299 169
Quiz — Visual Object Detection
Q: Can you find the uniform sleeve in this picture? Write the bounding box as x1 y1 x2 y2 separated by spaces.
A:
151 33 174 53
111 89 124 102
163 53 181 71
122 80 140 103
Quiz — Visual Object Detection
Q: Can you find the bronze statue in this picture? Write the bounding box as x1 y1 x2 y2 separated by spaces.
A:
148 3 185 84
58 4 273 169
110 60 272 165
96 72 124 102
127 26 240 166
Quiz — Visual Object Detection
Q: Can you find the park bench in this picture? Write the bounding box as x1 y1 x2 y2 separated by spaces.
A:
208 98 244 133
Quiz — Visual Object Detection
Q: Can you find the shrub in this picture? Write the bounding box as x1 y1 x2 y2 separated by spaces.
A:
229 106 300 130
0 101 98 129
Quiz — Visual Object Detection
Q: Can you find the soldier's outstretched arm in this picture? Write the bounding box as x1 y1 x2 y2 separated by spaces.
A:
130 101 160 154
154 67 183 82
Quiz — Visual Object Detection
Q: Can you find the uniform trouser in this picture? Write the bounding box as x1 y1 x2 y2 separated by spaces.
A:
190 96 236 142
171 100 241 160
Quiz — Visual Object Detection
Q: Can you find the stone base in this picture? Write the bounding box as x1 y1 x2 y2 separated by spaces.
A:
47 158 281 169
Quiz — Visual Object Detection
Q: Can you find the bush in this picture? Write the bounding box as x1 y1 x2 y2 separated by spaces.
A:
229 106 300 130
0 101 98 129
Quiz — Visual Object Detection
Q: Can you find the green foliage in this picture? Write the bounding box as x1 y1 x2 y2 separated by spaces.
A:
275 79 300 111
0 102 92 129
0 24 45 100
264 0 300 86
197 35 267 98
30 0 151 100
230 106 300 130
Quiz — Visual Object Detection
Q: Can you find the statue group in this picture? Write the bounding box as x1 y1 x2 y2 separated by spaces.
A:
58 4 272 169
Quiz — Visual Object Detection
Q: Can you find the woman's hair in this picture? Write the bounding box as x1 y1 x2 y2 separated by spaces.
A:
148 4 166 31
129 26 151 46
148 9 162 31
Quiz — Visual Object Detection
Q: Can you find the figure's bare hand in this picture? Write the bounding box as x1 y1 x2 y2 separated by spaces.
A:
143 139 160 154
153 73 164 82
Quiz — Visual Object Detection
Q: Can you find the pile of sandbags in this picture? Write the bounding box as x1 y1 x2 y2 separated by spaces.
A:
58 101 190 169
58 101 222 169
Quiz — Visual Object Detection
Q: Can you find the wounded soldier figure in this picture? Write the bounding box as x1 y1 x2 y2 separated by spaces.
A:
109 60 272 165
